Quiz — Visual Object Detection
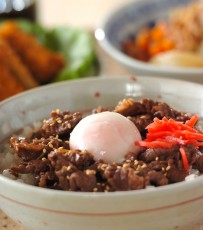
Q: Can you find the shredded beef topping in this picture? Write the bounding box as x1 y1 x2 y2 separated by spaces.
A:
36 110 82 138
6 98 203 192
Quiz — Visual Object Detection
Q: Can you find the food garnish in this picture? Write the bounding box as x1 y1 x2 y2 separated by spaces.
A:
135 115 203 171
135 115 203 148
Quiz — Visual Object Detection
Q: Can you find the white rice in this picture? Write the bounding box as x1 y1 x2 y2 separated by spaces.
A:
0 121 42 185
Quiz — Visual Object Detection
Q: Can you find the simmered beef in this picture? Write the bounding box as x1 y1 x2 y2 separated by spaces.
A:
7 98 203 192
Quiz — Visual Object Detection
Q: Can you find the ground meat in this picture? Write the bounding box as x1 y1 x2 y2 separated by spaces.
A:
66 150 94 170
128 115 153 136
6 97 203 192
146 170 169 186
92 106 113 114
109 167 145 191
139 146 180 163
36 171 58 189
10 159 50 175
151 103 177 119
10 136 69 162
69 171 97 192
10 137 44 162
166 164 187 183
114 98 146 116
37 110 82 138
194 151 203 173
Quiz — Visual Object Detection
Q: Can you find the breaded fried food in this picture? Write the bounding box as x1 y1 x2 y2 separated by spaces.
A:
0 21 65 84
0 39 39 89
0 69 24 101
0 50 24 101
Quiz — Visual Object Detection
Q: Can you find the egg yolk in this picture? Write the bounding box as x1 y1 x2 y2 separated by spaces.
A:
69 111 142 163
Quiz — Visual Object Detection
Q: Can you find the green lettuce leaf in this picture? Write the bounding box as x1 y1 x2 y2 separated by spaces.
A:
46 27 99 81
9 19 99 81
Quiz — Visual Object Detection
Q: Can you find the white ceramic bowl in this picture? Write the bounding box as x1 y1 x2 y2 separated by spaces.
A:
1 76 203 230
95 0 203 84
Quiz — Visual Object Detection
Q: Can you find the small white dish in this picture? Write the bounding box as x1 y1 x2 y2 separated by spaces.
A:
95 0 203 84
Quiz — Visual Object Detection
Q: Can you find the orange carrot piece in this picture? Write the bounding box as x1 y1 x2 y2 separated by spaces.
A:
136 114 203 149
179 147 190 172
185 114 198 127
135 140 174 149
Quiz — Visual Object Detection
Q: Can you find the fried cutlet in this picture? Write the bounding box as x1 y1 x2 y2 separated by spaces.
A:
0 52 24 101
0 38 39 89
0 21 65 84
0 37 41 101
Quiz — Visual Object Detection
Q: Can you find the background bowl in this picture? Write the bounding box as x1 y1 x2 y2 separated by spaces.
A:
95 0 203 84
1 76 203 230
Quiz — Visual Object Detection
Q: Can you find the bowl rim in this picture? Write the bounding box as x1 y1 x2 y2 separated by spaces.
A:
1 75 203 199
95 0 203 75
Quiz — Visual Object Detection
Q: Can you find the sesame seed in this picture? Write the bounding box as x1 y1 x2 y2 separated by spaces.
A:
67 123 72 129
162 167 165 171
141 164 147 168
80 151 85 155
137 165 141 170
57 119 62 124
42 157 46 161
67 166 72 171
43 148 47 153
64 114 69 119
100 164 107 171
127 98 134 105
155 157 159 161
61 166 67 173
86 170 96 175
64 152 68 157
126 159 131 163
166 166 171 171
124 163 131 168
93 188 98 192
134 160 139 165
48 143 54 148
55 109 60 114
104 187 110 192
